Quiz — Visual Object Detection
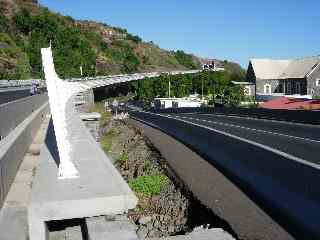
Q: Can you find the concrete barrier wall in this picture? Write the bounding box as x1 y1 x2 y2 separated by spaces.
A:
0 102 49 209
0 94 48 140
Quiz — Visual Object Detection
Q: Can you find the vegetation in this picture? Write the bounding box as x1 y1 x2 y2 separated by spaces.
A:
173 50 198 69
118 150 129 169
130 70 245 106
0 12 8 32
129 175 169 197
126 33 142 44
0 0 244 81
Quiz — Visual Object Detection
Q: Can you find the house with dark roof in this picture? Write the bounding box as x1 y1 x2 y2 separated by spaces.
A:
246 56 320 99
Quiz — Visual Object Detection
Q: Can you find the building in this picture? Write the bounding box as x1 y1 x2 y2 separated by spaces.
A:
231 81 256 97
202 60 225 72
246 56 320 99
153 95 206 109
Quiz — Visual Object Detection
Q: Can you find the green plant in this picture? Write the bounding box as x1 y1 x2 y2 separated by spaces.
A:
126 33 142 44
118 150 129 169
100 129 116 152
174 50 198 69
0 12 8 32
129 175 169 197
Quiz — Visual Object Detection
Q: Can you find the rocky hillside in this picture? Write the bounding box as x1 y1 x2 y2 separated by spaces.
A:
0 0 243 80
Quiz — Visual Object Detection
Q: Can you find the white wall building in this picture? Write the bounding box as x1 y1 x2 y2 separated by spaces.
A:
154 95 206 109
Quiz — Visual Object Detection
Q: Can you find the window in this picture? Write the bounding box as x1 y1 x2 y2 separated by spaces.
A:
316 79 320 87
244 86 251 96
295 82 301 94
264 84 272 94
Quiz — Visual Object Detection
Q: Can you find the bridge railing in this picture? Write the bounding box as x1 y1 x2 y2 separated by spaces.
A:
67 70 201 83
0 79 44 89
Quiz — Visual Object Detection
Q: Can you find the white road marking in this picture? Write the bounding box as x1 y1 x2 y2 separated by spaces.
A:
134 110 320 171
197 113 320 129
176 116 320 144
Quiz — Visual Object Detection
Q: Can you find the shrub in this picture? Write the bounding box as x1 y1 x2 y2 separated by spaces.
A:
0 12 8 32
118 151 129 169
126 33 142 44
100 129 116 152
129 175 169 197
174 50 198 69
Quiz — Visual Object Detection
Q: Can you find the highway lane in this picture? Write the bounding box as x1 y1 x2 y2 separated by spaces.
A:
0 88 30 104
165 112 320 165
171 112 320 142
129 109 320 239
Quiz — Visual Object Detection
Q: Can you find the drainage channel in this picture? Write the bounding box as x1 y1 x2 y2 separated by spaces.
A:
48 218 88 240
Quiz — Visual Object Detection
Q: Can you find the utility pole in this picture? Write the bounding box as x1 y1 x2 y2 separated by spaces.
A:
201 77 204 100
168 78 171 98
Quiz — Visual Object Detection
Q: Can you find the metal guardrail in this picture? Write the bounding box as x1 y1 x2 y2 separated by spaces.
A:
0 79 44 89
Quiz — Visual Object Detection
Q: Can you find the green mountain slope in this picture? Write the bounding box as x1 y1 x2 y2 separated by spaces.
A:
0 0 243 80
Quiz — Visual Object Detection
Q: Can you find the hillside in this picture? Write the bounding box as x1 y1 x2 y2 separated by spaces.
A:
0 0 244 80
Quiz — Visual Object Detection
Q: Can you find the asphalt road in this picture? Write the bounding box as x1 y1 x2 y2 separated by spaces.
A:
129 109 320 239
0 88 30 105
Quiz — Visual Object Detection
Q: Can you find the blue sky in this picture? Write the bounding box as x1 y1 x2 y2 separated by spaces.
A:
39 0 320 68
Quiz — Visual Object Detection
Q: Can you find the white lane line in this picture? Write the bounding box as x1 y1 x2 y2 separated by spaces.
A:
135 111 320 171
181 116 320 144
198 113 320 129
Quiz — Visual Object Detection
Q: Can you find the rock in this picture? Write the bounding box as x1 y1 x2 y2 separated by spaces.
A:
138 216 152 225
147 229 162 238
168 225 175 233
136 226 148 239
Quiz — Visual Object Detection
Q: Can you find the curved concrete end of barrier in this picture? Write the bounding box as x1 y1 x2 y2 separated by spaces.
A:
28 46 137 240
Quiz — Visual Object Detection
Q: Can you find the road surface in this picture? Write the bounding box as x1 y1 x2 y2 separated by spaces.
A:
129 109 320 239
0 88 30 105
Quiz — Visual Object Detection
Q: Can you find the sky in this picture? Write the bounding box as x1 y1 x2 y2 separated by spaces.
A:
39 0 320 68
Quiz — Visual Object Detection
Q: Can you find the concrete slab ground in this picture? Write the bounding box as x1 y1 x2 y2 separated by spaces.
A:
0 115 50 240
86 215 138 240
151 229 234 240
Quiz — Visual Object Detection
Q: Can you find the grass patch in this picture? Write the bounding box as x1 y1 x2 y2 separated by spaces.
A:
88 103 112 127
129 175 169 197
100 129 116 153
